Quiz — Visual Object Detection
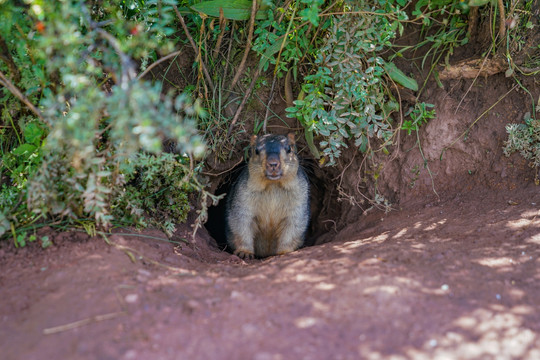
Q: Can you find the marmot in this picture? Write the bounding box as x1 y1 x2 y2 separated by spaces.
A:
225 133 310 259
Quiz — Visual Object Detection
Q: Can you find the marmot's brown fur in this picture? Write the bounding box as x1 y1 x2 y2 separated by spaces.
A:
225 133 310 259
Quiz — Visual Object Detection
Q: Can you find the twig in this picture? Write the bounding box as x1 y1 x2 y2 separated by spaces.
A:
80 2 136 88
222 21 235 83
228 0 258 93
137 50 182 80
263 75 278 133
416 128 440 200
453 47 495 114
0 70 46 124
389 80 404 161
497 0 506 38
95 28 136 87
227 67 261 134
173 5 215 93
202 157 244 177
212 8 227 60
43 311 126 335
262 3 298 133
441 83 518 159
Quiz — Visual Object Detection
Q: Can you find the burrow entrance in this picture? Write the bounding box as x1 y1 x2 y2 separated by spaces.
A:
204 158 339 254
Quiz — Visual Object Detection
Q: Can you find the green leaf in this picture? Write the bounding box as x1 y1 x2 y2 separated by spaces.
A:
258 35 287 71
41 236 52 249
304 128 320 159
24 122 44 145
190 0 268 21
468 0 495 6
12 143 37 156
0 214 9 238
383 62 418 91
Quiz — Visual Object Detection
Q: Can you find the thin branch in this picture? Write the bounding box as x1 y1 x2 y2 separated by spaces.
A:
263 74 278 133
137 50 182 80
202 157 244 177
497 0 506 38
222 21 235 83
0 70 46 124
227 67 262 135
80 2 136 87
441 84 518 159
43 311 126 335
212 8 227 60
95 28 136 87
228 0 258 93
173 5 215 93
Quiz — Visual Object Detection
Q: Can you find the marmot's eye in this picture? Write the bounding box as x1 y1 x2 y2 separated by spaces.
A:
255 148 260 155
286 145 292 153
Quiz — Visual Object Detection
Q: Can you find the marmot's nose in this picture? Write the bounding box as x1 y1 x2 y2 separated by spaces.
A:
266 154 281 172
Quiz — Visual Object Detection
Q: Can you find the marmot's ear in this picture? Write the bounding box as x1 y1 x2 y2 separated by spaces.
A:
250 135 258 156
287 133 296 145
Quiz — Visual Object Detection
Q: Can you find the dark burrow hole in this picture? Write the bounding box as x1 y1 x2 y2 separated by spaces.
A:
205 158 333 254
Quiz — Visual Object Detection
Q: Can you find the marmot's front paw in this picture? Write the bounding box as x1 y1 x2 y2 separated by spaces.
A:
234 249 255 260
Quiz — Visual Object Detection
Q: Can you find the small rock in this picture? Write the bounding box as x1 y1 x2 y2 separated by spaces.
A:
123 350 138 360
185 300 200 312
230 291 243 300
125 294 139 303
137 269 151 277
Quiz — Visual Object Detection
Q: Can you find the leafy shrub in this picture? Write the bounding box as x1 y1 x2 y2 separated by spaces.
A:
286 6 407 165
114 152 195 237
504 113 540 172
0 1 206 241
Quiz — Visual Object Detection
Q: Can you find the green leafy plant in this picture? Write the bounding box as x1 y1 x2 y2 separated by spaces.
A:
504 112 540 176
114 152 196 237
252 1 330 80
0 1 207 242
286 6 410 165
402 102 436 135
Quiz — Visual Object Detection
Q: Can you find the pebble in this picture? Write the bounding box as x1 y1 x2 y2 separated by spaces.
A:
125 294 139 303
123 350 138 359
137 269 152 277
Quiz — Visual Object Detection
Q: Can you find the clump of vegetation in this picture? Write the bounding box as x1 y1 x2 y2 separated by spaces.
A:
504 112 540 179
0 1 208 243
114 152 196 237
285 8 406 165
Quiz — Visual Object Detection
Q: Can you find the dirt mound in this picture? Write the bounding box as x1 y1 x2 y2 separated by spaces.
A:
1 183 539 359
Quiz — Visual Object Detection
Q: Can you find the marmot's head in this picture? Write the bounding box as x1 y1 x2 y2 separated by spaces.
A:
249 133 299 183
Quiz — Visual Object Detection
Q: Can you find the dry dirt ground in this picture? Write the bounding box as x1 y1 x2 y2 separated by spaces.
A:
1 182 539 360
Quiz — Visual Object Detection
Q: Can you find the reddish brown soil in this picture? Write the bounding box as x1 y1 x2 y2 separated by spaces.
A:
1 182 540 360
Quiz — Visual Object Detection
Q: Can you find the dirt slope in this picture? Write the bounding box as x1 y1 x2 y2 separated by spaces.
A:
1 182 539 360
